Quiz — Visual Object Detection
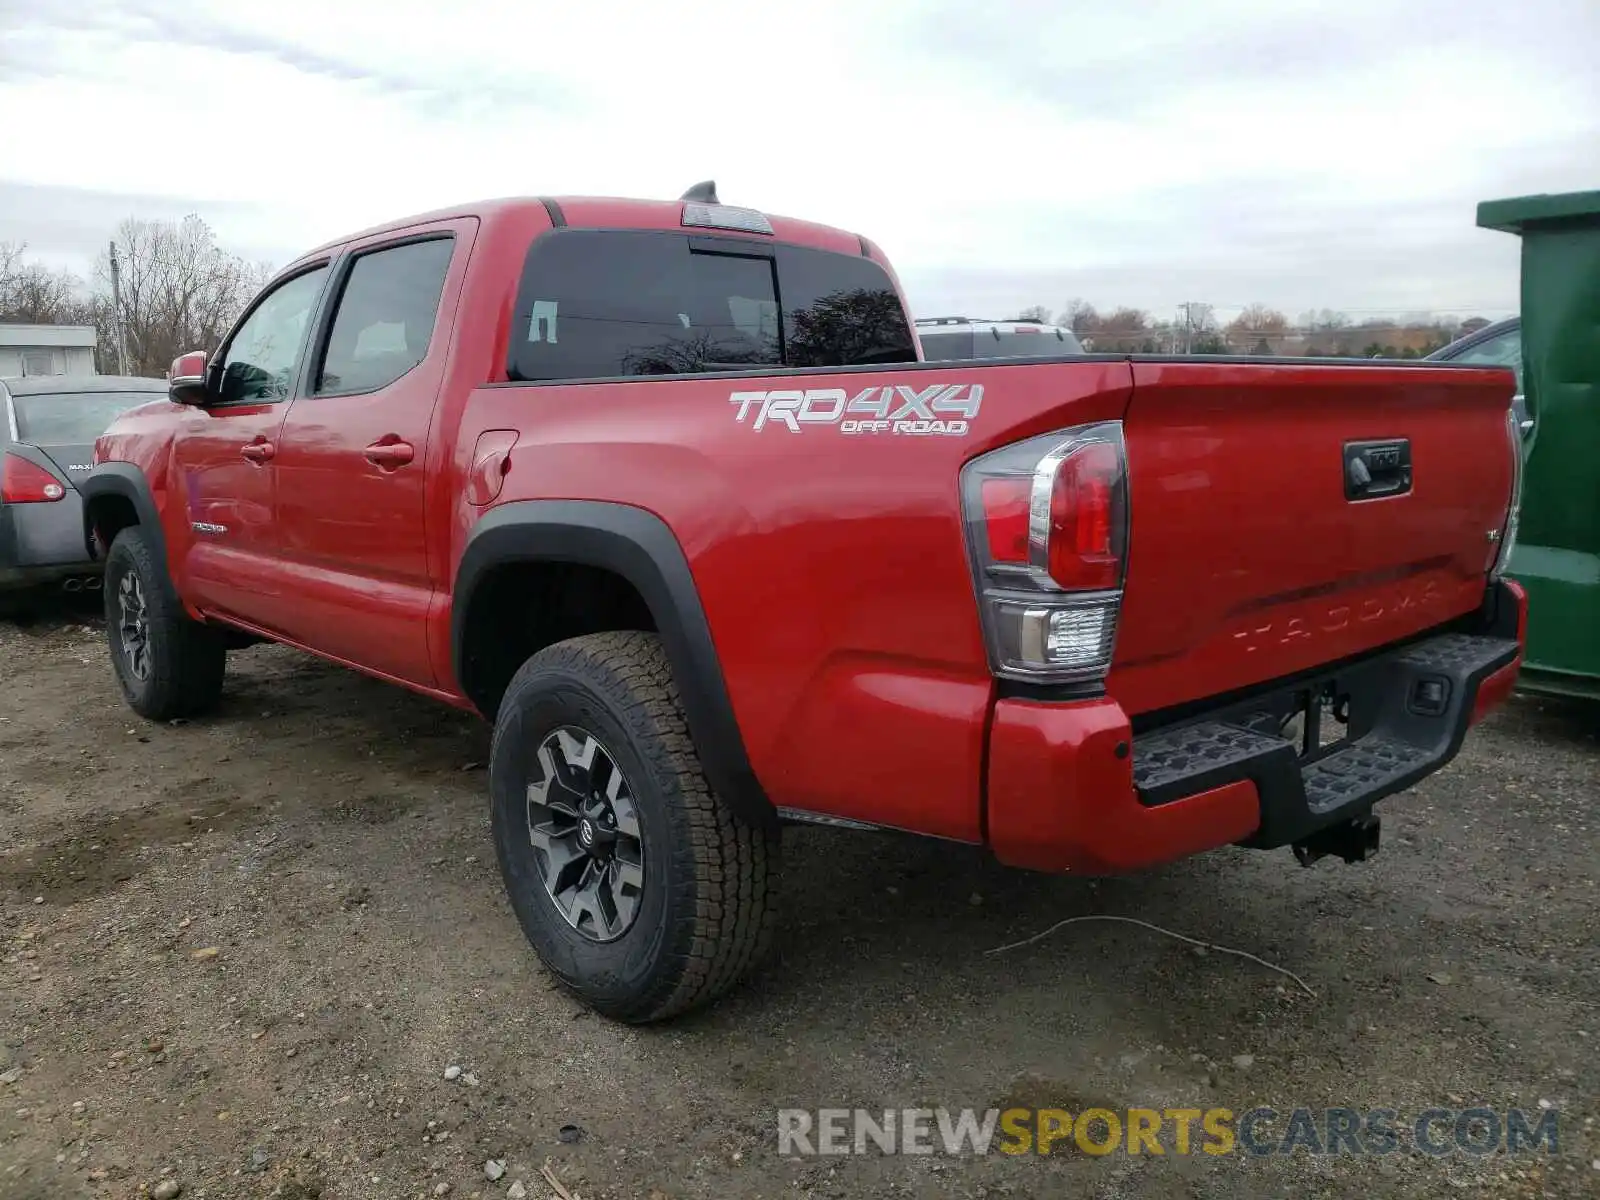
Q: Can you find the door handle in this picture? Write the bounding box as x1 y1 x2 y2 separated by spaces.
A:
364 439 414 468
240 440 275 463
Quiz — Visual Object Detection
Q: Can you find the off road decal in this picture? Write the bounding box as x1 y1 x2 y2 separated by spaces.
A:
729 384 983 437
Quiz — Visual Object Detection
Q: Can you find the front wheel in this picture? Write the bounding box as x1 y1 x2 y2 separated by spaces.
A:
489 631 779 1022
104 526 227 720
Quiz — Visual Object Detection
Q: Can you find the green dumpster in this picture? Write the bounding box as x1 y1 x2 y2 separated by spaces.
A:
1477 189 1600 699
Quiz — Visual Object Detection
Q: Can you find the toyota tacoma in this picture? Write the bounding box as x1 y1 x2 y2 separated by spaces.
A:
82 184 1527 1021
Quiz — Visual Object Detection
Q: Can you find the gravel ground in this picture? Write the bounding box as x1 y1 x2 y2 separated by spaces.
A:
1 599 1596 1200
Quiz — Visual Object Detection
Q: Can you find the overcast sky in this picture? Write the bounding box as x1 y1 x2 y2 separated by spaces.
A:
2 0 1596 324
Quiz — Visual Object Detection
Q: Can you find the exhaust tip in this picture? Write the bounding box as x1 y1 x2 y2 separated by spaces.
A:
62 578 83 593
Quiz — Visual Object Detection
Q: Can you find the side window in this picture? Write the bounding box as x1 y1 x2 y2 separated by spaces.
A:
1454 330 1524 392
219 267 329 403
315 238 455 395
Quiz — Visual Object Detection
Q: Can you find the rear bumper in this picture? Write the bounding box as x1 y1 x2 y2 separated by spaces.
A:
0 492 96 588
986 579 1526 874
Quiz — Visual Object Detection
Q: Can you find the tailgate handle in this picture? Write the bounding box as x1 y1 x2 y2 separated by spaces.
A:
1343 439 1411 501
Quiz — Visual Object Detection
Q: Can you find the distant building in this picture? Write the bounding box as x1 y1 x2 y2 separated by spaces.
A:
0 325 98 378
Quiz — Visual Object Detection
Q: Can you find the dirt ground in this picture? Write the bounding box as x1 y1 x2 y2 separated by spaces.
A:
1 598 1596 1200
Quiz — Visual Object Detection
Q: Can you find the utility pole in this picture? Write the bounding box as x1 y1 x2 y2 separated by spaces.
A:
108 241 129 376
1180 302 1194 354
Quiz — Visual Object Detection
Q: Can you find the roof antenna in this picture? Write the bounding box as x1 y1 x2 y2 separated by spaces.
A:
680 180 719 204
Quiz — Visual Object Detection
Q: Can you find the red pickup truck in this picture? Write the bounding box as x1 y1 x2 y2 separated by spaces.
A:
83 184 1527 1022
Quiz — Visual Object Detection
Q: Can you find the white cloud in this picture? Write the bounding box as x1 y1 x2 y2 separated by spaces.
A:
2 0 1596 320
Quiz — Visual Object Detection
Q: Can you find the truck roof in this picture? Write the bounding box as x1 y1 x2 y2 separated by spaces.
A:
298 193 872 266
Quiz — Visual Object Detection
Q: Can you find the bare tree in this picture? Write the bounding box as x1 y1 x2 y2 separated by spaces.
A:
1225 304 1290 354
1230 304 1289 335
1058 298 1100 334
1089 307 1153 352
1102 307 1150 334
0 241 86 325
1182 302 1219 334
95 215 271 377
1298 308 1351 333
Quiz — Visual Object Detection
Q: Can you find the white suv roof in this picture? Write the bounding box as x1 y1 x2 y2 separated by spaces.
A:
915 316 1085 360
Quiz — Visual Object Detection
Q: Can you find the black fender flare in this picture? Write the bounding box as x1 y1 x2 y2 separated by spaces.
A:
452 499 773 823
80 462 167 565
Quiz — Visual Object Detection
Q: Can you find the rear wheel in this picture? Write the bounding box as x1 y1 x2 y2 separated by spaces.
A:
490 631 779 1022
104 526 227 720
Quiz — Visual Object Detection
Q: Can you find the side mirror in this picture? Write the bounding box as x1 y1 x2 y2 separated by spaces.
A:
168 350 212 405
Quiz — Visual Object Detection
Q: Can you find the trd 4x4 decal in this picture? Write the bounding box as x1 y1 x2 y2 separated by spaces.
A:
729 384 983 436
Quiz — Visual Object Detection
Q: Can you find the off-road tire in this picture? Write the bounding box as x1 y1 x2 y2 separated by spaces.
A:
104 526 227 720
490 630 779 1022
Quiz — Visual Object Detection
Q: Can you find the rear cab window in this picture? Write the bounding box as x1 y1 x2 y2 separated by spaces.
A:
507 231 917 381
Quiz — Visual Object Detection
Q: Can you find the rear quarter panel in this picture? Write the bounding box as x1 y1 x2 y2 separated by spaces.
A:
452 361 1135 838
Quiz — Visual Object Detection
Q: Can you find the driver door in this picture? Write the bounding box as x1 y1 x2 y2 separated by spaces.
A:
170 262 331 628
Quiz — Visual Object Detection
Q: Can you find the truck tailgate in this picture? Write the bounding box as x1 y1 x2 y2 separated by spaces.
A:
1111 360 1516 716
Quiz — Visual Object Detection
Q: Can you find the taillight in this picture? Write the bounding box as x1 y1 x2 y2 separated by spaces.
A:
960 422 1129 683
1044 439 1121 590
1 453 66 503
980 477 1031 562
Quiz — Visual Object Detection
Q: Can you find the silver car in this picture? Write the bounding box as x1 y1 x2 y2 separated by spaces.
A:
1426 316 1531 439
1 375 167 606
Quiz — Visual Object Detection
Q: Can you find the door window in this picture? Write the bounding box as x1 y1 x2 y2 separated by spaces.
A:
315 238 456 395
219 266 330 403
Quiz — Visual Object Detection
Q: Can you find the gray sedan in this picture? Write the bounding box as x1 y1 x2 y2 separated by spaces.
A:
1 375 167 606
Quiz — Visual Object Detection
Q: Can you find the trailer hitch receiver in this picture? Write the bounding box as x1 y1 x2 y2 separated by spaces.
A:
1293 813 1380 867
